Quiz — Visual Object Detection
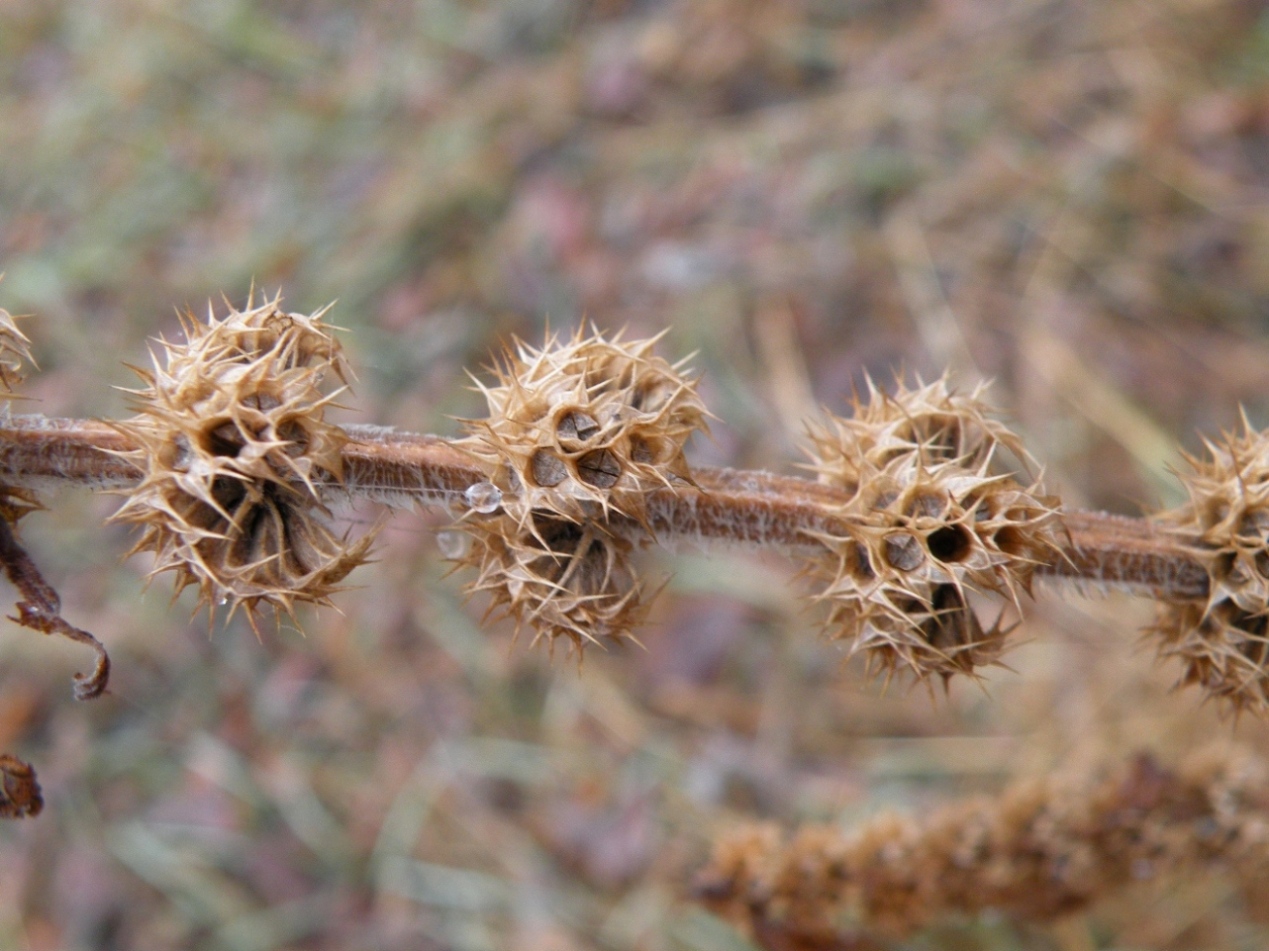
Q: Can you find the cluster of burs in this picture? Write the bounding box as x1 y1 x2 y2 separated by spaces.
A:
448 328 1060 680
100 298 1269 707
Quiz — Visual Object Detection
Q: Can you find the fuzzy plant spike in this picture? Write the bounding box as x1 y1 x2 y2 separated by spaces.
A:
696 746 1269 942
110 294 376 628
801 376 1062 685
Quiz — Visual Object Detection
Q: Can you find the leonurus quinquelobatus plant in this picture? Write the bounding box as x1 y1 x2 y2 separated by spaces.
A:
2 290 1269 819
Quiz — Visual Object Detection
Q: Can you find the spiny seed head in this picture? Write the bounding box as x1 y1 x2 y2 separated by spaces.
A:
1154 416 1269 712
110 293 373 627
457 326 708 525
802 376 1060 684
456 509 648 655
804 375 1031 496
1163 417 1269 614
1151 601 1269 717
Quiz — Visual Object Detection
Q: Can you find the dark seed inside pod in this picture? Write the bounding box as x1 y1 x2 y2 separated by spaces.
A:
531 449 568 487
556 410 600 448
883 532 925 571
577 448 621 488
928 524 972 563
203 420 245 458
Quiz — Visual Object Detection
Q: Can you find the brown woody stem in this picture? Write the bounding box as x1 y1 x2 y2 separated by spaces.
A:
0 415 1208 601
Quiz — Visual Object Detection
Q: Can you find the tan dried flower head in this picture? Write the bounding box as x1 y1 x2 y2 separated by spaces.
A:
457 510 648 654
1154 417 1269 711
457 326 708 525
802 376 1061 684
111 293 372 626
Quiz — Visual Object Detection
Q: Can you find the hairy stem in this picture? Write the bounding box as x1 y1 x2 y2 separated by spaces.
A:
0 415 1208 600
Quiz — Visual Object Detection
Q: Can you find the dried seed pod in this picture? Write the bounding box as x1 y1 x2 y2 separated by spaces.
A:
801 377 1060 684
456 326 708 525
1153 418 1269 712
110 293 374 625
457 509 648 654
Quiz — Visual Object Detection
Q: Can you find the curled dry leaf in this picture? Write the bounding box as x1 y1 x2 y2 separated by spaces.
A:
0 514 109 700
0 754 42 819
800 376 1061 684
110 293 376 627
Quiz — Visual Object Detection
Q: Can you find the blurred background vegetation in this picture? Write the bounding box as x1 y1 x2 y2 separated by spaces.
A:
3 0 1269 948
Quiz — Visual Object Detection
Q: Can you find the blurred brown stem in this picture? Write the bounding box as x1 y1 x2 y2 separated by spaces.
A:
0 415 1208 600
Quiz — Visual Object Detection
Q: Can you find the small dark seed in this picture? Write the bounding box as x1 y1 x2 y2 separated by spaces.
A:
203 421 244 458
870 487 900 511
557 410 600 447
883 533 924 572
928 525 972 563
577 448 621 489
531 450 568 487
905 490 948 519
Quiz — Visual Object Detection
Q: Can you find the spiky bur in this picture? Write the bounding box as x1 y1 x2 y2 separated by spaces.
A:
110 294 375 628
456 326 708 524
801 377 1061 685
1152 417 1269 714
695 747 1269 943
460 511 649 654
448 327 708 654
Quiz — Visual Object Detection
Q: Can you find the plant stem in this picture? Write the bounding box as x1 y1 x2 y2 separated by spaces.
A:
0 415 1209 600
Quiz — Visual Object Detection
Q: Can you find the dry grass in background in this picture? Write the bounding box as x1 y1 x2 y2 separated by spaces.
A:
4 0 1269 948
